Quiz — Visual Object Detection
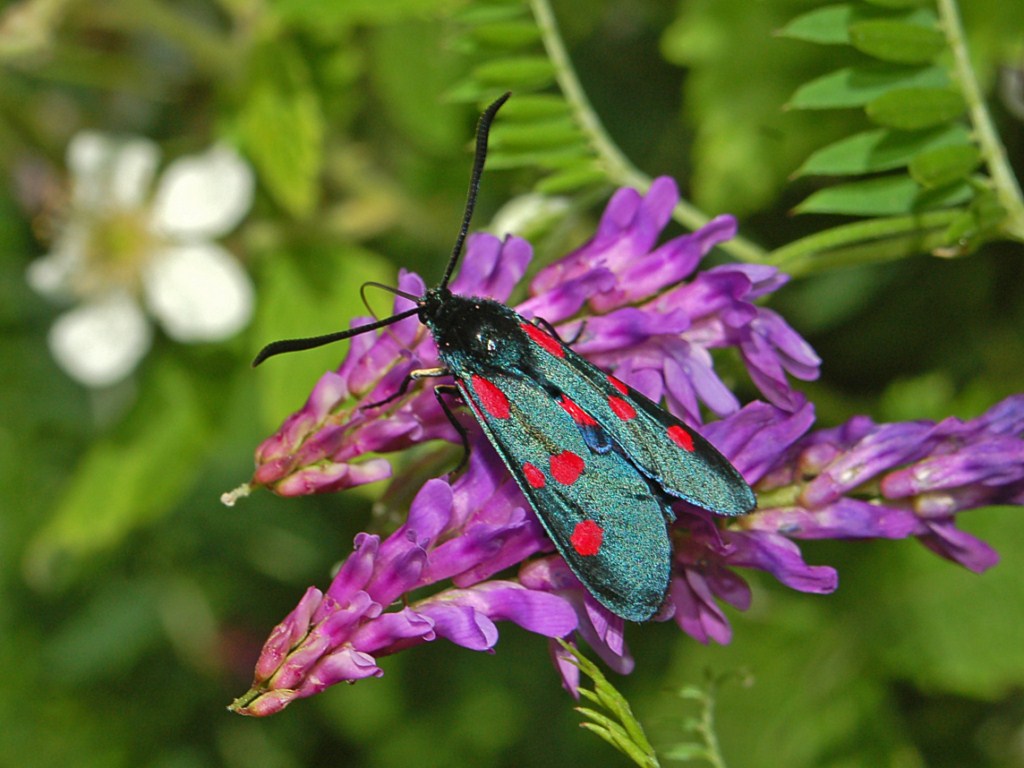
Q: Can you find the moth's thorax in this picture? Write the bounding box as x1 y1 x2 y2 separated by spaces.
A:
420 289 531 372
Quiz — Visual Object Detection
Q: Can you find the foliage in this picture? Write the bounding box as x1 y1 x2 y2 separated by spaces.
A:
561 641 660 768
1 0 1022 766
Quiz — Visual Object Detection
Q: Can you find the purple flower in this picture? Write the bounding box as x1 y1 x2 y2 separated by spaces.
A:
231 445 578 716
661 401 837 646
741 395 1024 572
247 177 817 496
232 178 1022 715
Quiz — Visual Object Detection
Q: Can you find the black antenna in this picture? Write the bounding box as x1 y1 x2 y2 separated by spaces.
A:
438 91 511 290
360 281 420 308
251 92 511 368
252 307 421 367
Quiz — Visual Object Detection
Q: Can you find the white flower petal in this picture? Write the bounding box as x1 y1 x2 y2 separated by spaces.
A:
27 253 70 298
68 132 159 211
143 243 254 342
26 234 85 300
151 145 254 239
48 294 151 387
27 220 93 299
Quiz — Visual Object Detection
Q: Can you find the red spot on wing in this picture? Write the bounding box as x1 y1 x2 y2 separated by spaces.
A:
667 425 695 451
522 462 546 488
550 450 584 485
521 322 565 358
559 395 597 426
607 395 636 421
571 520 604 556
471 374 510 419
607 375 629 395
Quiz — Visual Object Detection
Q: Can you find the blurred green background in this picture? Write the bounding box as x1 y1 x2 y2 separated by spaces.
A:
2 1 1022 766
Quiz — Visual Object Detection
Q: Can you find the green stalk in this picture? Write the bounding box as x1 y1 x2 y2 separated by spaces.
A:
768 210 960 275
936 0 1024 241
775 227 955 277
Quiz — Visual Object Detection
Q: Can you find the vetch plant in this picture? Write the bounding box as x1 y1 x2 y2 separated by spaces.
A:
228 171 1019 717
5 0 1022 764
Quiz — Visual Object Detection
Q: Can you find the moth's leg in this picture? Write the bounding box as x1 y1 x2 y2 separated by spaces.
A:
434 384 472 473
532 316 585 346
363 366 449 409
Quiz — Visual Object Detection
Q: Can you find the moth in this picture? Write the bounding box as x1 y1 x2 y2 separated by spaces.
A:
254 93 756 621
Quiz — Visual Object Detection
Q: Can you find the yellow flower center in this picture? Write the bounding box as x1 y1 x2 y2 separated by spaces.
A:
75 207 162 297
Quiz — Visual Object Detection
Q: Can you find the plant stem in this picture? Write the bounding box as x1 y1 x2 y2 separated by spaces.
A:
699 683 727 768
528 0 767 263
936 0 1024 241
768 210 960 275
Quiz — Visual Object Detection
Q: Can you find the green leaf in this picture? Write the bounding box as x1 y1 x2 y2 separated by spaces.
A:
863 0 929 7
795 123 973 176
788 64 948 109
466 20 541 49
237 40 324 218
444 78 496 104
908 144 981 188
941 188 1006 252
866 87 964 129
498 93 571 121
848 20 945 64
664 0 849 215
661 743 712 762
485 144 591 171
778 5 937 45
453 2 530 25
795 174 972 215
490 117 582 149
535 165 607 194
559 641 659 768
471 55 556 88
579 721 656 768
273 0 447 25
777 4 859 45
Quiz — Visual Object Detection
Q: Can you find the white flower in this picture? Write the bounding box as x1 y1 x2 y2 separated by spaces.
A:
27 132 256 387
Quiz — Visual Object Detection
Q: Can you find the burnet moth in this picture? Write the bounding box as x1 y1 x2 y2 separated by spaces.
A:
253 93 756 622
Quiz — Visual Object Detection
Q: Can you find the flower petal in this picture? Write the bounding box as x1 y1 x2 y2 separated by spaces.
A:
143 243 254 341
670 569 733 645
25 224 88 300
420 602 499 650
449 233 532 302
47 293 151 386
68 132 159 210
151 144 254 239
918 519 999 573
254 587 324 682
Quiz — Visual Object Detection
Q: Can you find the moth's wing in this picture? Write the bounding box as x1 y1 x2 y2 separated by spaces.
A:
455 369 672 622
518 321 756 517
